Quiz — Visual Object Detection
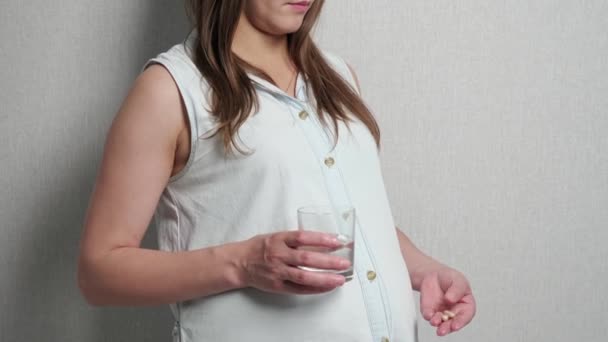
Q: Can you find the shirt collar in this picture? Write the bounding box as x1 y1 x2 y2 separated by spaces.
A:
248 72 308 102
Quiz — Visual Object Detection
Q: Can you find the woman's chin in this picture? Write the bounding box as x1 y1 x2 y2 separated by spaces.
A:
267 19 305 35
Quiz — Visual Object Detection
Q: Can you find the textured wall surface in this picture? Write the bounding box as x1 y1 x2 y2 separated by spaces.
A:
1 1 607 341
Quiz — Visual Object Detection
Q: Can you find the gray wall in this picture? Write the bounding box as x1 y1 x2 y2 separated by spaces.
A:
1 1 606 341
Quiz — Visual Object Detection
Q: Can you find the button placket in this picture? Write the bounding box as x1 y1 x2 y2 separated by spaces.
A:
281 97 391 342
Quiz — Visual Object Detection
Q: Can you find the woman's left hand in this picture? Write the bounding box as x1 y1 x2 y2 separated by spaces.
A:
419 266 476 336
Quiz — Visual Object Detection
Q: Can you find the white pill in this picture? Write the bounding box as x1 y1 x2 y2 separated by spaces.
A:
444 310 456 318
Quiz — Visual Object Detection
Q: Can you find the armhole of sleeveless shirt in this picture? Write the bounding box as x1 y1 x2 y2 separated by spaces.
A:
321 50 361 96
140 55 200 183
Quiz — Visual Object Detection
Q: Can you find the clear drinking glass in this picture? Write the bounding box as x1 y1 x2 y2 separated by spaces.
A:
296 204 355 281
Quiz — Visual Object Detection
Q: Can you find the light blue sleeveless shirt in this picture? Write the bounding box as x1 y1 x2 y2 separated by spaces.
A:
142 32 418 342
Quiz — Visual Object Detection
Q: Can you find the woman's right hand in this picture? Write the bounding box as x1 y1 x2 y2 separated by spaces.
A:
237 230 351 295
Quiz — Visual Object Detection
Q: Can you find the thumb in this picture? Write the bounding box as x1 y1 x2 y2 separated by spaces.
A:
443 280 467 305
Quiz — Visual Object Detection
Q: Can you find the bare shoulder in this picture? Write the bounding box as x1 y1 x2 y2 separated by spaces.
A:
123 64 186 132
80 64 189 257
105 63 189 161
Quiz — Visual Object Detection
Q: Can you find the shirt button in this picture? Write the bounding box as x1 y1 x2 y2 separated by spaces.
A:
298 110 309 120
367 270 377 281
381 337 390 342
324 157 335 167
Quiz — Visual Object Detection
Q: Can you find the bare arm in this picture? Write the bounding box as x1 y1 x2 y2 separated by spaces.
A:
77 65 246 306
395 227 445 291
77 65 349 306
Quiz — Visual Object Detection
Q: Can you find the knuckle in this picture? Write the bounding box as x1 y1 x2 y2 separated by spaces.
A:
299 251 312 264
293 270 306 283
263 247 282 264
269 265 283 277
262 235 274 249
294 231 306 244
267 233 280 245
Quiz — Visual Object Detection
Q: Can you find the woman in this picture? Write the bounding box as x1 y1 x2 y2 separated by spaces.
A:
77 1 476 341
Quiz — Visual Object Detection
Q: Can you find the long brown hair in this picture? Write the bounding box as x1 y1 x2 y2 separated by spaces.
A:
185 0 381 156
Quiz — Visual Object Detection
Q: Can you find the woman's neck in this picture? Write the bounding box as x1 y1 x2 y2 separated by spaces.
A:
232 14 292 74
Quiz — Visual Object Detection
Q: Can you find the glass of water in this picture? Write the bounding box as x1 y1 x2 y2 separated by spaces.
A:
296 204 355 281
